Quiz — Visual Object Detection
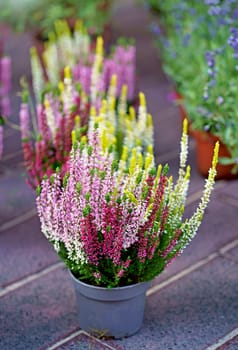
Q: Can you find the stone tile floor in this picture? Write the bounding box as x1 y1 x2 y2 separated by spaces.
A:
0 1 237 349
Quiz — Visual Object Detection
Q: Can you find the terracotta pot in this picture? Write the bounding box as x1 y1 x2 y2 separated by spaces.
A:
193 130 238 180
172 91 193 136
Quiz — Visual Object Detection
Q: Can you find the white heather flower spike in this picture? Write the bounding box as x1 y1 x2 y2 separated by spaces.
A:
43 33 60 86
30 47 45 103
180 118 188 169
177 141 219 254
44 99 56 138
62 66 74 115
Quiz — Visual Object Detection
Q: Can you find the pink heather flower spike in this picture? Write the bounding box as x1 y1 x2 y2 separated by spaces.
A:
0 125 3 159
20 103 31 140
0 56 11 118
0 56 11 94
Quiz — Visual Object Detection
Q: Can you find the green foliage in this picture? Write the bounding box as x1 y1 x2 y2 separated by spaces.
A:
153 0 238 171
0 0 113 36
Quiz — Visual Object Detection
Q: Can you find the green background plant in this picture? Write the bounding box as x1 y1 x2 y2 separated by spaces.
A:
0 0 113 36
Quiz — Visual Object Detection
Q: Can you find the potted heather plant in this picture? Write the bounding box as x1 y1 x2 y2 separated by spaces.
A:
19 65 151 189
36 117 219 338
152 0 238 178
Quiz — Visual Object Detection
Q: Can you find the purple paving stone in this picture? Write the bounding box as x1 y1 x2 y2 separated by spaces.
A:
223 246 238 263
0 167 35 225
0 216 59 287
216 180 238 203
1 129 22 158
0 267 79 350
151 192 238 285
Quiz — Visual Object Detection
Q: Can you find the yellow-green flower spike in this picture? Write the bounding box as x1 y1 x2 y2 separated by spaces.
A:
129 106 136 121
212 141 220 169
58 81 64 93
71 130 76 145
183 118 188 135
147 113 153 127
74 115 80 129
129 148 137 175
145 153 153 170
139 92 146 107
110 74 117 88
124 190 138 205
64 66 71 79
137 153 143 168
42 51 48 66
90 106 96 117
44 99 50 110
121 146 128 162
145 203 153 218
100 99 107 115
48 32 56 43
120 84 128 100
109 97 116 111
81 135 87 144
147 144 153 155
96 36 104 55
136 137 142 147
100 129 108 153
30 47 37 57
75 19 83 32
185 165 191 180
156 164 162 181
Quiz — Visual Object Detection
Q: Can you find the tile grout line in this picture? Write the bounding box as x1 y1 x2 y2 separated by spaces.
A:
0 262 64 298
0 208 37 233
146 252 218 296
202 327 238 350
147 237 238 297
47 329 117 350
1 149 22 161
46 330 84 350
219 238 238 254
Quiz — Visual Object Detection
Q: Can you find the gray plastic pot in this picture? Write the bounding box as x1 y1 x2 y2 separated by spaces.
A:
70 272 150 339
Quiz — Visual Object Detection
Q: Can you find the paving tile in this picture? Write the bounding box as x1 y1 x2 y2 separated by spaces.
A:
0 267 79 350
0 216 59 287
2 129 22 158
216 181 238 204
0 151 23 169
109 256 238 350
0 167 35 225
223 246 238 263
151 190 238 285
56 332 117 350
